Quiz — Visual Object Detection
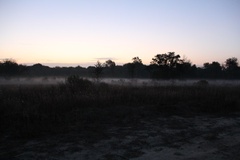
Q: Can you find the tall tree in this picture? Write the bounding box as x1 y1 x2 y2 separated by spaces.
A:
132 57 142 64
203 61 222 78
104 59 116 77
150 52 182 78
151 52 181 68
224 57 239 79
94 61 103 80
0 59 19 76
225 57 238 70
104 59 116 68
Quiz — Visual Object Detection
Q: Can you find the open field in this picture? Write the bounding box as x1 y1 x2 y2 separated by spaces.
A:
1 78 240 159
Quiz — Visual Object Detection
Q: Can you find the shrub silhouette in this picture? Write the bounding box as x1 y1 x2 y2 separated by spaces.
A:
195 80 209 86
66 75 92 91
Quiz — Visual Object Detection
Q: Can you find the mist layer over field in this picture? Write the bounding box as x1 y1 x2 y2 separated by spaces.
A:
1 77 240 86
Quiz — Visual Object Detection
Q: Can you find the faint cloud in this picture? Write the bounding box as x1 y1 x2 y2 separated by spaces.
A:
35 59 52 63
93 57 118 61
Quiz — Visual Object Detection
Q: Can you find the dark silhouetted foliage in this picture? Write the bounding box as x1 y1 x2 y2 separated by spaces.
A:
150 52 196 79
66 75 92 92
94 61 103 80
0 59 23 76
202 61 222 78
0 55 239 79
104 59 116 68
132 57 142 64
223 57 240 79
225 57 238 70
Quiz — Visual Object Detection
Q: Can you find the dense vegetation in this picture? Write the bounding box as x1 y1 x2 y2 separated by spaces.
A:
1 78 240 138
1 53 240 138
1 52 240 79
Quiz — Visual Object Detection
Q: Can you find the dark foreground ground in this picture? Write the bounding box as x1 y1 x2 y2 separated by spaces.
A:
1 79 240 159
1 114 240 160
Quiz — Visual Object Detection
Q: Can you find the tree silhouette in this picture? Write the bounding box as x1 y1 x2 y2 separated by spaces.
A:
0 59 19 76
151 52 181 68
150 52 182 78
224 57 239 79
104 59 116 68
175 58 196 78
1 55 240 79
94 61 103 80
203 61 222 78
124 63 135 78
225 57 238 70
104 59 116 77
124 57 144 78
132 57 142 64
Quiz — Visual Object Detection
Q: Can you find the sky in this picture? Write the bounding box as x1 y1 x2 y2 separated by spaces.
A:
0 0 240 67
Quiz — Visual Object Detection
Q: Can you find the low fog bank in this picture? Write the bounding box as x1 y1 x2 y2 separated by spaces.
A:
0 77 65 85
1 77 240 86
102 78 240 86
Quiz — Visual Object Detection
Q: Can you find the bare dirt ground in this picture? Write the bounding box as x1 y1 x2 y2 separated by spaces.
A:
1 114 240 160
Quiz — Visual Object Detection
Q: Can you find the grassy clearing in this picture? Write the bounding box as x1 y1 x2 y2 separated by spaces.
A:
0 79 240 138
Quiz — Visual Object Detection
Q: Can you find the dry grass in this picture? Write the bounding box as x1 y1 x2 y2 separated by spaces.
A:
0 79 240 138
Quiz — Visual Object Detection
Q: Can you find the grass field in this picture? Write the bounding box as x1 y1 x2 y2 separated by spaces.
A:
1 78 240 138
1 78 240 159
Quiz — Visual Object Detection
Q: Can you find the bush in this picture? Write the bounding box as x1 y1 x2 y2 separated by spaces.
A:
195 80 209 86
66 75 92 91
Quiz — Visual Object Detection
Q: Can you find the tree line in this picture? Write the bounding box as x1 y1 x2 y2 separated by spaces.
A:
0 52 239 79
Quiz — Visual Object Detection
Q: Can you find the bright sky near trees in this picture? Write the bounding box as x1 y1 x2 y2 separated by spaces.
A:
0 0 239 67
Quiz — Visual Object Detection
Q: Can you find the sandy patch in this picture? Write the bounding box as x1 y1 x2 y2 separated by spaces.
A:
1 114 240 160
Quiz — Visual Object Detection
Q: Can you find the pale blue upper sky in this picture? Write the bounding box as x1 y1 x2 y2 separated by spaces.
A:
0 0 239 67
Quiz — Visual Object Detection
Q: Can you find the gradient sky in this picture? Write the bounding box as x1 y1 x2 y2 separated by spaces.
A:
0 0 240 67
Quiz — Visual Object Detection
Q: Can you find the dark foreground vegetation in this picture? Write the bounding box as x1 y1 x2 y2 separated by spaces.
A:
1 77 240 139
